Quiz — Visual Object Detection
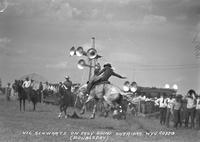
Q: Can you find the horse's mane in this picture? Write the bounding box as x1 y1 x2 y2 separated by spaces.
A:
77 84 87 92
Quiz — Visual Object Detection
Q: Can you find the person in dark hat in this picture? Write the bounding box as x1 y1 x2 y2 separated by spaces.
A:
86 63 126 95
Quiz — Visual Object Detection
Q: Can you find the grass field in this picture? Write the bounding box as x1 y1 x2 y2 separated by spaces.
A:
0 95 200 142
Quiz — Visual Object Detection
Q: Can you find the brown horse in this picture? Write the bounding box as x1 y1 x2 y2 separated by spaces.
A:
12 80 27 111
58 85 74 118
12 80 40 111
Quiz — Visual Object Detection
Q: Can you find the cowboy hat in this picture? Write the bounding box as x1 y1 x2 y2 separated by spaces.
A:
65 75 70 79
103 63 112 68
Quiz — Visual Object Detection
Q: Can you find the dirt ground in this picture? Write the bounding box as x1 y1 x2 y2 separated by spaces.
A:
0 95 200 142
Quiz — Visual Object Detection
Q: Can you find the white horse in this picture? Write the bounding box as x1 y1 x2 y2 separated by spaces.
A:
80 82 127 119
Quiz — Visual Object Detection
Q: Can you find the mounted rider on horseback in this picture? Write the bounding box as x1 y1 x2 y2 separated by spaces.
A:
81 63 127 119
86 63 126 96
58 75 73 118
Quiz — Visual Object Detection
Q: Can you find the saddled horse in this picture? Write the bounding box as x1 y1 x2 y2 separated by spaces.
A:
12 80 41 111
58 85 74 118
80 81 125 119
12 80 27 111
31 82 43 111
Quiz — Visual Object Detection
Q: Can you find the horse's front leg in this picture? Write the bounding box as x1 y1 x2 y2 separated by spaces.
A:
64 106 68 119
80 96 93 115
23 99 25 111
19 99 22 112
74 95 78 108
90 103 97 119
32 98 36 111
33 103 36 111
58 104 63 118
103 102 110 118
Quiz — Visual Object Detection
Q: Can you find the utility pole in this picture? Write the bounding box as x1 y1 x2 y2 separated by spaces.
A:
88 37 95 81
0 78 2 89
193 32 200 92
70 37 101 81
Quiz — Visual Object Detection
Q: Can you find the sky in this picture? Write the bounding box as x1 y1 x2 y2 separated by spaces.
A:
0 0 200 94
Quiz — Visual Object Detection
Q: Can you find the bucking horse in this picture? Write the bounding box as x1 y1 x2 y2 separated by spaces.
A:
80 81 127 119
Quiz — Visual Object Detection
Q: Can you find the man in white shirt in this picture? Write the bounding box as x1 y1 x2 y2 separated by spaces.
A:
22 77 31 88
184 89 196 128
155 94 167 125
22 77 31 102
165 94 175 127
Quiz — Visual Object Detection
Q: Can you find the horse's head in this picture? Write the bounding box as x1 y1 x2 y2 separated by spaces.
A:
77 84 87 94
12 80 20 92
75 84 88 102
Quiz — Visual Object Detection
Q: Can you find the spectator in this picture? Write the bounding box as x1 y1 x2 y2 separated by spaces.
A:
5 83 11 101
32 80 38 91
165 94 175 127
172 95 182 128
38 82 43 103
43 82 49 98
155 94 167 125
22 77 31 102
184 89 196 128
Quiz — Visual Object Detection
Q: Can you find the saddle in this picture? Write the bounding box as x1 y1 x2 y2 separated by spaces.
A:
91 81 110 90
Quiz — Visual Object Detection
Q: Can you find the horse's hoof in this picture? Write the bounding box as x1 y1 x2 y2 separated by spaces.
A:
80 111 85 115
104 112 108 118
90 116 95 119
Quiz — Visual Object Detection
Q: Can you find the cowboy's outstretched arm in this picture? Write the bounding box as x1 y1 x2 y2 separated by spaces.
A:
112 72 126 79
